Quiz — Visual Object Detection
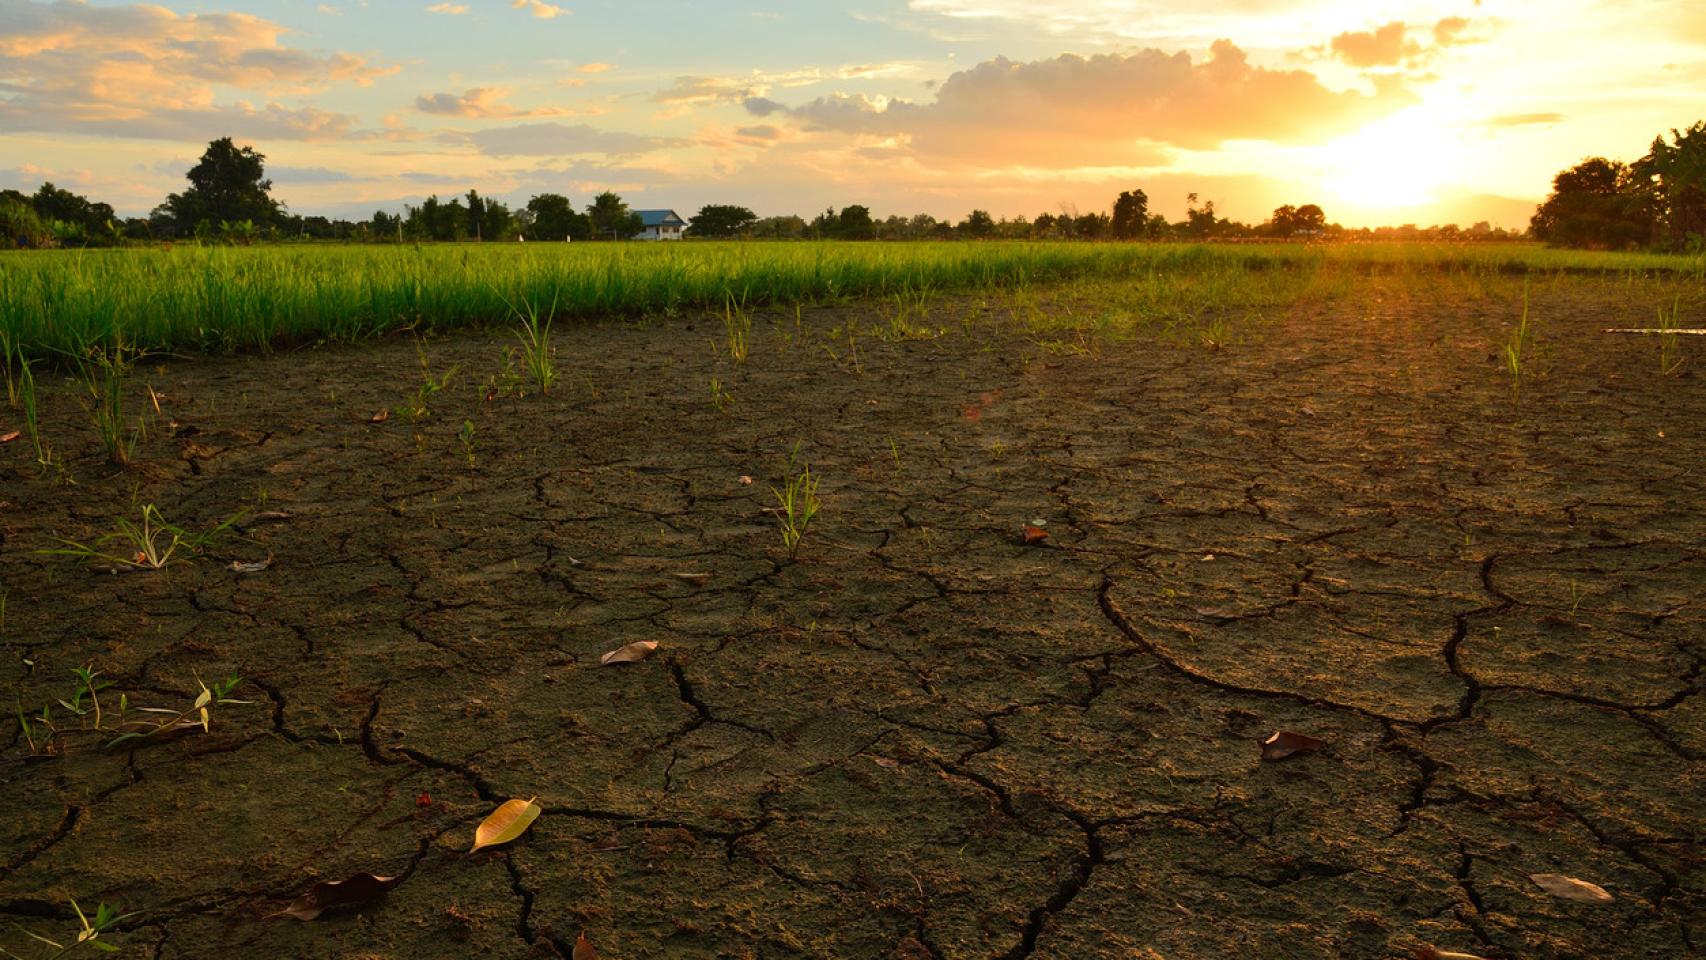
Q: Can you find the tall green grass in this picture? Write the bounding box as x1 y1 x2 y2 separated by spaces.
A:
1 241 1699 359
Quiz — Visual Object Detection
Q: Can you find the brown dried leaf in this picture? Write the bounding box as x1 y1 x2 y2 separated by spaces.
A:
1260 730 1325 762
368 409 390 424
230 556 273 574
273 873 400 921
1530 873 1614 903
0 430 20 444
249 510 292 524
470 796 542 853
1021 525 1049 545
572 931 598 960
600 640 659 665
1415 947 1492 960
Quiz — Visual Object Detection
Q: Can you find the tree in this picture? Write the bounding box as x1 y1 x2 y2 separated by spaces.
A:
587 191 642 239
32 182 115 235
688 204 758 238
1111 189 1149 239
161 138 280 234
1634 122 1706 249
466 190 488 240
1530 158 1656 249
1183 193 1219 239
959 209 995 239
751 215 806 239
482 196 515 241
1 192 51 248
837 204 874 239
1269 203 1327 237
526 193 590 241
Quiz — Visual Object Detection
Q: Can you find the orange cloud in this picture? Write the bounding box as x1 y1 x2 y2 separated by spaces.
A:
0 0 396 140
766 41 1411 168
414 87 569 119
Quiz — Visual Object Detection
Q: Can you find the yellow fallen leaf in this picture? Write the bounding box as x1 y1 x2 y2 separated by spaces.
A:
600 640 659 665
471 796 542 853
1530 873 1614 903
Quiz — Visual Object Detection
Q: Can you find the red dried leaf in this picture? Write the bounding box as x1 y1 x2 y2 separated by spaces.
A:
573 931 598 960
1260 730 1325 762
0 431 20 444
1021 526 1049 545
273 873 400 921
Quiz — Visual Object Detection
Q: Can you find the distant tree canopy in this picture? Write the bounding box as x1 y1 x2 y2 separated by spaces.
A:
1268 203 1327 238
159 138 280 236
1530 158 1656 249
1633 121 1706 248
587 191 643 239
1533 121 1705 250
526 193 591 241
1111 189 1149 239
960 209 995 238
688 204 758 238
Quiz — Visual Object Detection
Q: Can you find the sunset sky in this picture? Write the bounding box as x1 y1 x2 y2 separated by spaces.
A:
2 0 1701 227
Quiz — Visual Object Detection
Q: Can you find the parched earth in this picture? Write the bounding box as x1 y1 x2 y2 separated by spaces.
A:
1 274 1702 959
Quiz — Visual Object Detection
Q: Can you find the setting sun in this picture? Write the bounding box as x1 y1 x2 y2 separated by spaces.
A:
1320 108 1470 212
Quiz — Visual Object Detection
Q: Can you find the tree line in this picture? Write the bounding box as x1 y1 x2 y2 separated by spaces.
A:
1531 121 1704 251
6 135 1536 250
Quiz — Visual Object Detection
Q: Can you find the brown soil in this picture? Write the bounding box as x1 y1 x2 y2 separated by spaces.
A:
1 275 1702 959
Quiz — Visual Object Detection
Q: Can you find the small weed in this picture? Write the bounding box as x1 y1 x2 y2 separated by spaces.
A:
709 377 733 413
723 293 751 363
77 340 143 465
1503 283 1538 400
4 897 133 958
458 419 477 467
41 504 243 572
1657 294 1685 376
488 347 526 399
888 437 902 472
0 330 18 407
773 445 821 560
106 674 249 748
406 341 459 420
511 292 558 393
17 358 51 469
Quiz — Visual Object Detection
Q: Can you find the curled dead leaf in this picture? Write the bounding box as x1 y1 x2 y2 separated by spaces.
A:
1021 526 1049 545
230 556 273 574
1415 947 1492 960
738 475 753 485
0 430 20 444
369 409 390 424
1260 730 1325 762
601 640 659 665
1530 873 1614 903
471 796 542 854
573 931 598 960
272 872 400 921
249 510 292 524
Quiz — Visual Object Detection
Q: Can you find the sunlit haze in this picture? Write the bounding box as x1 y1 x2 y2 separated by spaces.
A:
2 0 1702 226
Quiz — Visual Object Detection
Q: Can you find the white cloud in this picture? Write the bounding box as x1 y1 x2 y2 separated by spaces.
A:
512 0 565 19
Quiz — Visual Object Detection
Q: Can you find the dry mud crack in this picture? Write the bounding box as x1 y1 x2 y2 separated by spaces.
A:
2 276 1702 958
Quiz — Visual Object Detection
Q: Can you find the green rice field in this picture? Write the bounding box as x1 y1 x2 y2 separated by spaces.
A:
2 240 1701 359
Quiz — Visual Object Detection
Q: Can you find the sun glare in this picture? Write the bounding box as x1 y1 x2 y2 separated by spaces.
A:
1320 108 1468 211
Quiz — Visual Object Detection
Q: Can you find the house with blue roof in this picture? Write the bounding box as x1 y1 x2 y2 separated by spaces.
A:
634 209 687 241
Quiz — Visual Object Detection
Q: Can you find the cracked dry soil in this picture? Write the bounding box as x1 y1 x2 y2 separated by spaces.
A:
1 274 1702 959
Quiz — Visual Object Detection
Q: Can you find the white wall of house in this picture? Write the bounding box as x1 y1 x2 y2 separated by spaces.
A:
637 224 683 241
